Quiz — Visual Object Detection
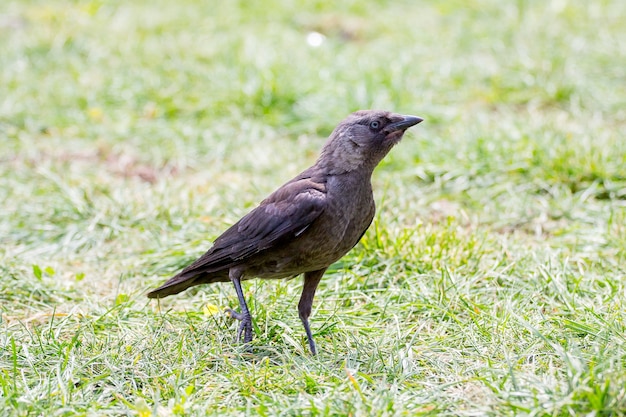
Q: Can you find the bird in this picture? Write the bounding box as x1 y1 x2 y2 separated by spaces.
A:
147 110 423 354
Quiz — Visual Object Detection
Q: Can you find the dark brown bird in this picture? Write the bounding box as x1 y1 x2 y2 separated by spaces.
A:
148 110 423 354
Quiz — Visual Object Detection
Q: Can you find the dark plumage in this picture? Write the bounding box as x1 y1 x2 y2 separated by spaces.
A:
148 110 423 354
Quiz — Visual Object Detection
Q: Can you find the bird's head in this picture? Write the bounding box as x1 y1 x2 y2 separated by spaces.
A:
318 110 423 174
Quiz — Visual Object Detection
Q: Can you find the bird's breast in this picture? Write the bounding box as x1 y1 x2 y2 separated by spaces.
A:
251 174 375 278
323 175 376 254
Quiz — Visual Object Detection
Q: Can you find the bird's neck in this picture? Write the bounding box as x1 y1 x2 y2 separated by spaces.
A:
313 159 376 176
314 145 383 175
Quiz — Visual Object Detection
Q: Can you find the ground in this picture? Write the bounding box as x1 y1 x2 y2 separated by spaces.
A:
1 0 625 415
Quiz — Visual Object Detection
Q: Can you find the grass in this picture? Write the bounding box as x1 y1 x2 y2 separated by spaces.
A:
1 0 626 415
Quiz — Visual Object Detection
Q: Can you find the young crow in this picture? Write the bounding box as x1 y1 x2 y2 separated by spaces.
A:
148 110 423 354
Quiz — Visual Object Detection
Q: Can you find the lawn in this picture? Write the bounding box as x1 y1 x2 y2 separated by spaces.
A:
1 0 626 415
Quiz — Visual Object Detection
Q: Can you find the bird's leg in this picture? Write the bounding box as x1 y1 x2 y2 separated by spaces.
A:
298 268 326 355
225 268 253 344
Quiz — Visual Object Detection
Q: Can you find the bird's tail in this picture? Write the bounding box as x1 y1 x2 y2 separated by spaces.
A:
147 270 229 299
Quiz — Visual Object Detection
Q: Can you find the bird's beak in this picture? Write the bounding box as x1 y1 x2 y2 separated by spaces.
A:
384 115 424 133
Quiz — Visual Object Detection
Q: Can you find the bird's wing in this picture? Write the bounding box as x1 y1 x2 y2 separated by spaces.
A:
175 177 327 279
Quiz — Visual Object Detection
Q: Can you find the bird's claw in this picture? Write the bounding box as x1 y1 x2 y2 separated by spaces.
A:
225 308 244 321
225 308 253 343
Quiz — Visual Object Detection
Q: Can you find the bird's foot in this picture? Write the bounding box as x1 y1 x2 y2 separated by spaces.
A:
225 308 253 343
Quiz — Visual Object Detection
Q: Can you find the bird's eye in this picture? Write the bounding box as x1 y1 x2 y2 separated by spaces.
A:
369 121 380 130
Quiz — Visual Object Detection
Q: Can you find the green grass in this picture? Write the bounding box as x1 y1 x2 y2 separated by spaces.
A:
2 0 626 415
